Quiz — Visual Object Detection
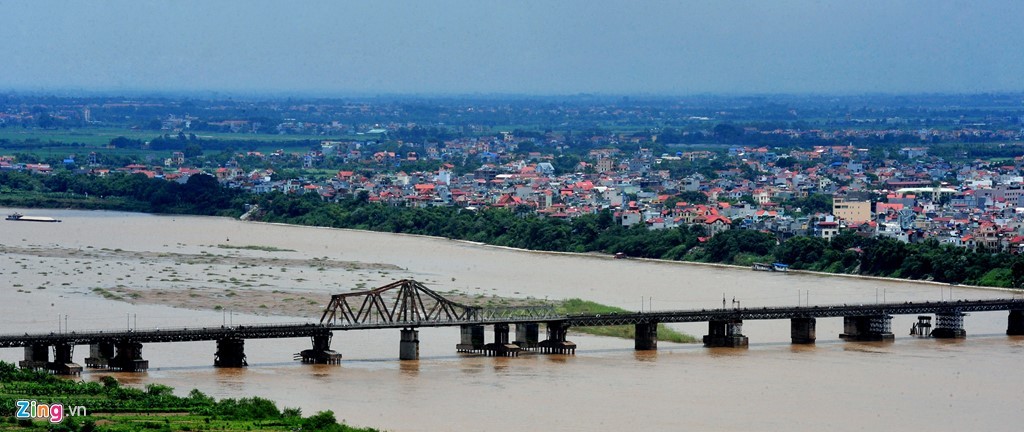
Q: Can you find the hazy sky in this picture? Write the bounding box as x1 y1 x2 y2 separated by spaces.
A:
2 1 1022 96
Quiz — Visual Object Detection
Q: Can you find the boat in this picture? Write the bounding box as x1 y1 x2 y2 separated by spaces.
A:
6 213 61 223
752 262 789 272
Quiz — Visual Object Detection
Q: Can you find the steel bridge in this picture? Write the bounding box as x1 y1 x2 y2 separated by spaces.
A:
2 279 1024 373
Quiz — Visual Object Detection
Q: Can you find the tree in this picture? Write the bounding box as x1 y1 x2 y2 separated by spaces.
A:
110 136 141 149
713 123 743 142
184 142 203 158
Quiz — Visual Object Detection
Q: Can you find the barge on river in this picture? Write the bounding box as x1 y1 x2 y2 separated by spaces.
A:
6 213 61 223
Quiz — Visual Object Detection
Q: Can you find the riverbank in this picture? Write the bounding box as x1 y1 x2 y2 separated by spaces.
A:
0 362 377 431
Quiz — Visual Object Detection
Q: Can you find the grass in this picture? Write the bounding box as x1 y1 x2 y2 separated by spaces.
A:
91 287 123 301
215 244 296 252
557 298 698 343
0 126 357 147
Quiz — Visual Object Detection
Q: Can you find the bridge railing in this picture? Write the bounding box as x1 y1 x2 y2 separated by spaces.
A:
0 322 325 339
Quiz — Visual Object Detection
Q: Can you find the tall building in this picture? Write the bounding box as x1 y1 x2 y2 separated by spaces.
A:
833 191 872 223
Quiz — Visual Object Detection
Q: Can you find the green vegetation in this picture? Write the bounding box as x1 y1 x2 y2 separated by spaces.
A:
215 244 296 252
558 299 698 343
0 361 377 431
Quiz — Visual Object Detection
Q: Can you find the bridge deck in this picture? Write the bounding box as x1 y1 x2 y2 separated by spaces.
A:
1 299 1021 347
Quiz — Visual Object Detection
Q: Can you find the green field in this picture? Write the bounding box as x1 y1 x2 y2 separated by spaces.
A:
0 127 368 147
558 298 698 343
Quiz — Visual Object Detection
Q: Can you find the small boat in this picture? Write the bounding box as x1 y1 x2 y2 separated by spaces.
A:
6 213 61 223
753 262 789 272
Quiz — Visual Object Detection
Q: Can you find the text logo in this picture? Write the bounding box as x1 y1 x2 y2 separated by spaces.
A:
14 400 87 424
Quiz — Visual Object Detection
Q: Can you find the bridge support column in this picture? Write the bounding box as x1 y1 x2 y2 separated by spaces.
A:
484 323 520 357
214 338 248 367
1007 310 1024 336
790 318 816 344
399 328 420 360
457 325 485 353
515 323 539 350
539 321 576 354
109 340 149 372
85 342 114 368
299 333 341 364
839 315 894 342
20 344 49 370
634 322 658 350
931 312 966 339
47 342 82 375
703 320 748 348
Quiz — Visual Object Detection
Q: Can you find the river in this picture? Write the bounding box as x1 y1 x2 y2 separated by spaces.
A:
1 208 1022 431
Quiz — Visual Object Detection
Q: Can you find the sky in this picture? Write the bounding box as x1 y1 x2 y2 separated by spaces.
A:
2 0 1023 96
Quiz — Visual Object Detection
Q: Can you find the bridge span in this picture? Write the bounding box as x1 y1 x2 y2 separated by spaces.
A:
3 280 1024 374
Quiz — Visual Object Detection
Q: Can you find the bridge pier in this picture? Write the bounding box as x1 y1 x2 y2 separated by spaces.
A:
47 342 82 375
85 342 114 368
703 319 748 347
109 340 149 372
299 333 342 364
1007 310 1024 336
399 328 420 360
19 344 49 370
214 338 248 367
539 321 576 354
790 318 816 344
457 325 486 353
634 322 658 350
931 312 966 339
484 323 520 357
839 315 894 342
515 323 540 350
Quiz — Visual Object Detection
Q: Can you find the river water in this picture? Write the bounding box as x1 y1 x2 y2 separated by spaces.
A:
1 208 1022 431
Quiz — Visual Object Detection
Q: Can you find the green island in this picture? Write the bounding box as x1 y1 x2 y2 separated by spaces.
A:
558 299 697 343
0 362 377 432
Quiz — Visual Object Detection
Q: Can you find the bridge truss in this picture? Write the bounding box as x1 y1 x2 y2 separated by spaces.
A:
319 279 556 327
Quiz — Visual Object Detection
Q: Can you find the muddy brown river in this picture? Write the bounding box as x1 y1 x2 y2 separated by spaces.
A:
1 209 1021 431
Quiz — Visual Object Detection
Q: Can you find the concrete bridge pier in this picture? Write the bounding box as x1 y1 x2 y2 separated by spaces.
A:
931 312 967 339
47 342 82 375
399 328 420 360
85 342 114 368
515 323 539 350
19 344 49 370
539 321 576 354
214 338 248 367
634 322 658 350
1007 310 1024 335
484 323 520 357
299 333 342 364
109 341 149 372
703 319 748 347
839 315 894 341
790 318 816 344
457 324 485 353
